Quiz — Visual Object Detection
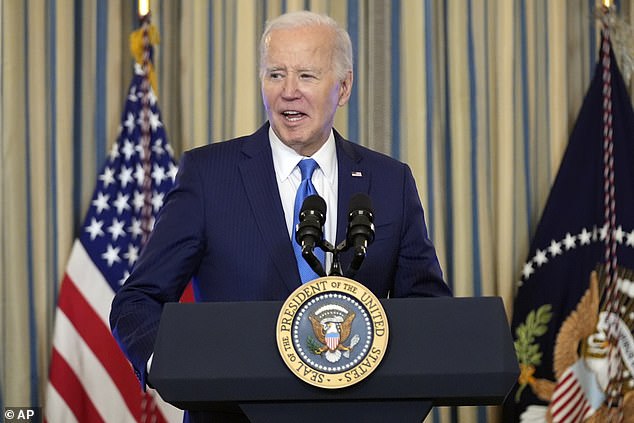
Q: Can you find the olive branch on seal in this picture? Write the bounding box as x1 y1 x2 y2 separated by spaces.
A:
306 335 322 354
513 304 552 402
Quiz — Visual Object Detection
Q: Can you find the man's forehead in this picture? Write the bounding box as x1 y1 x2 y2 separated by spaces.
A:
265 24 334 45
264 35 333 65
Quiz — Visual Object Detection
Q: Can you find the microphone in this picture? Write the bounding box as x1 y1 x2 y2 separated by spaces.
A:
346 193 375 276
295 194 327 276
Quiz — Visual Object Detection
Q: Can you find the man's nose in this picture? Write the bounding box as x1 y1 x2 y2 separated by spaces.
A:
281 76 300 98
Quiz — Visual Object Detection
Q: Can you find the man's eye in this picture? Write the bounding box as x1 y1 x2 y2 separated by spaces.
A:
269 72 283 79
300 73 316 79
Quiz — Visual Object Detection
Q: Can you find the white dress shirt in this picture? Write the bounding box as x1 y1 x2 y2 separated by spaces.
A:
269 127 338 271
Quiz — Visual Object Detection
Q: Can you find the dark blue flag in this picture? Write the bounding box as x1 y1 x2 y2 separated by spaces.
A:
505 38 634 422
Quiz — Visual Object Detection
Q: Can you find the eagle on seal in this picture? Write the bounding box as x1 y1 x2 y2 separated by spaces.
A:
520 271 634 422
309 312 356 363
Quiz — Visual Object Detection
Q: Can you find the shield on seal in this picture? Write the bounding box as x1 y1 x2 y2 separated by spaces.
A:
325 323 340 350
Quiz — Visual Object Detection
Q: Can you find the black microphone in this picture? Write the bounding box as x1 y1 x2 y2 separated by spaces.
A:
295 194 327 276
346 193 375 276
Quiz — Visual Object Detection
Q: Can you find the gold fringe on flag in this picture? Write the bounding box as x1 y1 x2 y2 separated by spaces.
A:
129 24 160 94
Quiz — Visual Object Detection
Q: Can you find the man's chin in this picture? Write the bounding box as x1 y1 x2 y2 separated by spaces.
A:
284 139 309 154
283 137 321 156
275 129 308 148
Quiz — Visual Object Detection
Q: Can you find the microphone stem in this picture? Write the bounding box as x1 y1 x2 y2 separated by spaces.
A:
302 246 326 276
329 250 343 276
346 245 366 278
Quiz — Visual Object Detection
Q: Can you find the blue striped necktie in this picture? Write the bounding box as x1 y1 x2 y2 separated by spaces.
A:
293 159 325 283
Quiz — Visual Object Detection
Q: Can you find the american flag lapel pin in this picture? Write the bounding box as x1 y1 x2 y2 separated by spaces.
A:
351 171 363 177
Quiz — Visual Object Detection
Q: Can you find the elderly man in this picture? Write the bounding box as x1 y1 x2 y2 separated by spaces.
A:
111 10 451 423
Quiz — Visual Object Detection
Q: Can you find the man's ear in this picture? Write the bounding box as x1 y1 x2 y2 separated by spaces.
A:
338 71 353 106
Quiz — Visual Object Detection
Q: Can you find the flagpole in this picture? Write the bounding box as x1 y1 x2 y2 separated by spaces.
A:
138 1 154 246
137 1 163 420
599 2 625 421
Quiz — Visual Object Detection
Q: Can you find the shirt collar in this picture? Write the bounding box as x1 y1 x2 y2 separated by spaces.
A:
269 127 337 184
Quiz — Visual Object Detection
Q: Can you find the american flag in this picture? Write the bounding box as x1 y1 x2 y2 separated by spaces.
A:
44 60 182 422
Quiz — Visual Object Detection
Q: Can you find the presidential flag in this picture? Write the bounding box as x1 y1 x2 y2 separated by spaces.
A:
506 34 634 422
44 24 182 423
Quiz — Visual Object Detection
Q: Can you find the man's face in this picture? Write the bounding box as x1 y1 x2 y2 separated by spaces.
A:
261 25 352 156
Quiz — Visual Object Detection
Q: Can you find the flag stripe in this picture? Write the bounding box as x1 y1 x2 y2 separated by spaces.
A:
567 401 586 423
551 373 577 414
57 272 142 413
51 310 137 422
554 386 583 421
581 403 591 421
66 240 115 325
48 348 106 423
44 383 80 423
151 388 183 423
60 251 175 423
551 370 574 404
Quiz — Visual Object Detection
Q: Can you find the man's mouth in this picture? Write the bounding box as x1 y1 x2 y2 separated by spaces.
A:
282 111 306 122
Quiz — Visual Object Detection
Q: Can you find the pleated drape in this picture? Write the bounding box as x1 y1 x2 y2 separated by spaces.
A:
2 1 632 422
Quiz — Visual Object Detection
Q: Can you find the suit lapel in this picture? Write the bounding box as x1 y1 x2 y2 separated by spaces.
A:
334 131 370 245
238 126 369 289
239 125 301 293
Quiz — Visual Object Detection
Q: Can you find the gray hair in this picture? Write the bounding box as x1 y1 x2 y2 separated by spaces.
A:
259 11 353 81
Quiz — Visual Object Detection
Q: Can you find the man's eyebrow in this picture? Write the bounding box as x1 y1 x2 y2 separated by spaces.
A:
296 67 323 74
264 66 323 75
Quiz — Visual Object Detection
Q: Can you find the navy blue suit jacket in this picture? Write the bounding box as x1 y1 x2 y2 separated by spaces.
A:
110 123 450 390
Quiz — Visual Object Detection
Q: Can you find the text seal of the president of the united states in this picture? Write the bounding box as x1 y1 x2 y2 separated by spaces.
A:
276 276 389 389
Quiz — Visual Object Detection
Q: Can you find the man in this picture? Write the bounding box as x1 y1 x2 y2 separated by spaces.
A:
110 10 451 422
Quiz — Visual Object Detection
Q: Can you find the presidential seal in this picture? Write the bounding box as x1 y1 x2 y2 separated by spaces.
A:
276 276 389 389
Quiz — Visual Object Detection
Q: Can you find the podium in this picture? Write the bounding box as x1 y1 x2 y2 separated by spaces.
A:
149 297 518 422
